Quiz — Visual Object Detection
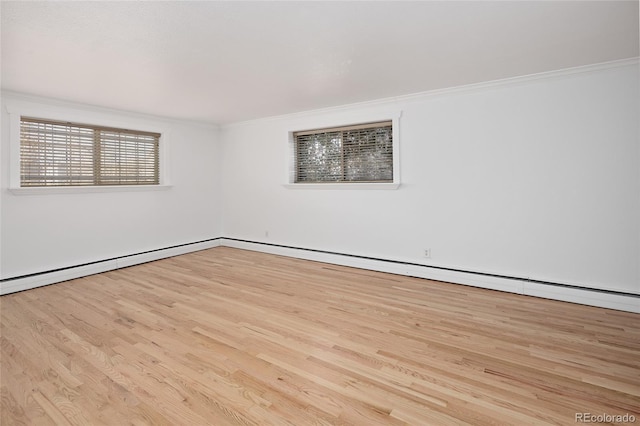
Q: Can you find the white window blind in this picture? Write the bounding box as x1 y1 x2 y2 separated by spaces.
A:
294 121 393 183
20 117 160 187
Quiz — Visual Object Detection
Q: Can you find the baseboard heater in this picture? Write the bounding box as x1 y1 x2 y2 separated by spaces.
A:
0 238 222 295
222 238 640 314
1 237 638 313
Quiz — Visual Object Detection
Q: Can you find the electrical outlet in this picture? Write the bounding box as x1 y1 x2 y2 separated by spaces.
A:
265 231 269 238
424 248 431 258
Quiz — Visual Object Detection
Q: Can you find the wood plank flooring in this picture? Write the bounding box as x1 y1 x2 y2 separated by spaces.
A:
1 246 639 425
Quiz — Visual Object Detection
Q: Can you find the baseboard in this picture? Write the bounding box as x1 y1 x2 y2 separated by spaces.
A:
0 238 221 295
220 238 640 314
2 237 638 313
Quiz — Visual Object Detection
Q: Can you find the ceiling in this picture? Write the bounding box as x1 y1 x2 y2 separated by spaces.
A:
2 1 638 125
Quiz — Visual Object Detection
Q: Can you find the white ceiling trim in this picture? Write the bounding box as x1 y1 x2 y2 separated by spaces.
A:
2 90 220 130
2 1 637 124
222 57 640 129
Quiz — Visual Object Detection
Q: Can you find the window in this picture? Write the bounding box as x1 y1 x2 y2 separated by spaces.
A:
19 117 160 187
294 121 393 183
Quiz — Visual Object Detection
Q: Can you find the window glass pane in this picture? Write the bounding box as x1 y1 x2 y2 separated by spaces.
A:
294 122 392 183
20 120 95 186
343 127 393 181
99 131 159 185
20 117 160 187
296 131 342 182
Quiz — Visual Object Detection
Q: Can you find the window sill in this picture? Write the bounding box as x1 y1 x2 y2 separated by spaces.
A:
283 183 400 190
9 184 172 195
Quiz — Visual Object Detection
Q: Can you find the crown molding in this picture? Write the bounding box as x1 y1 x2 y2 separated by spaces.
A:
1 90 220 130
223 57 639 129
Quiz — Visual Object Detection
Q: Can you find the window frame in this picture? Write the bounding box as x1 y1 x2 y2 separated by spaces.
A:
286 111 401 190
7 104 171 195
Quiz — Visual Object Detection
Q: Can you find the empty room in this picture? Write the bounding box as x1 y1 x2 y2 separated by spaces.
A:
1 1 639 425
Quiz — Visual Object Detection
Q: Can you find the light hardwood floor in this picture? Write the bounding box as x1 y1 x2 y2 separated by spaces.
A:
1 247 639 425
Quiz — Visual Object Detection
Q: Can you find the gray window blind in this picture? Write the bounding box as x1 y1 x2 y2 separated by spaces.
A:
294 121 393 183
20 117 160 187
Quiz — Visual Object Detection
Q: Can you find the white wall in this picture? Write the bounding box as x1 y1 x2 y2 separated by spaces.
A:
0 92 222 282
1 61 637 310
221 61 640 297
